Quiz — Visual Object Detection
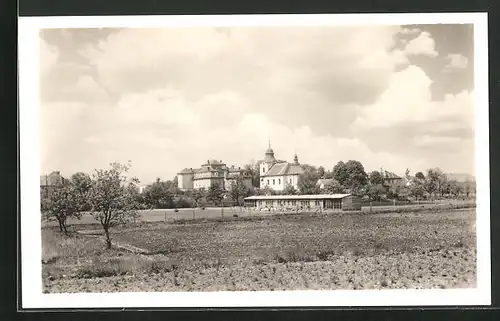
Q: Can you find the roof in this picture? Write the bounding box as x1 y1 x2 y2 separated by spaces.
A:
40 171 65 186
317 178 335 186
382 170 401 180
262 163 304 177
245 194 352 200
178 168 195 174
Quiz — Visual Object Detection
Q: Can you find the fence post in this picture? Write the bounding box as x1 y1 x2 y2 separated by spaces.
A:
370 201 372 213
164 211 166 222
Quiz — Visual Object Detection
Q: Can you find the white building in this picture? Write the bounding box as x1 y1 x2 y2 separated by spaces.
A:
177 159 252 191
259 143 304 192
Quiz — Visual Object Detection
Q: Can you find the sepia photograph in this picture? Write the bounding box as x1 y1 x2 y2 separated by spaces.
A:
18 13 490 308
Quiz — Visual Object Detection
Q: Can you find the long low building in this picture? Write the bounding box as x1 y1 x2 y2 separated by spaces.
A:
243 194 362 211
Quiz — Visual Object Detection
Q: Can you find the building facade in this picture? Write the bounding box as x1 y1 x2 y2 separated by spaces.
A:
244 194 362 211
381 169 403 187
259 144 304 192
40 171 67 199
177 159 252 191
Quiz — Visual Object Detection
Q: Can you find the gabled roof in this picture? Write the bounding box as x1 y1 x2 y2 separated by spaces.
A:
262 162 304 177
317 178 335 186
382 170 401 180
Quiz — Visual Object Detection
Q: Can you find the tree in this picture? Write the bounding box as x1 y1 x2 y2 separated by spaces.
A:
423 168 445 200
70 172 93 211
317 166 326 178
42 180 86 235
142 178 174 209
244 163 261 188
229 177 250 206
368 184 386 202
332 161 349 187
298 167 320 194
369 171 384 185
88 162 141 249
323 170 334 179
415 172 425 181
323 179 344 194
207 183 225 207
283 183 298 195
192 188 206 207
409 178 425 199
464 181 476 198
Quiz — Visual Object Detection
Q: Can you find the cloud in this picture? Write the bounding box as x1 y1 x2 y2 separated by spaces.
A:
40 38 59 74
403 31 438 57
39 26 475 182
352 65 474 130
445 53 468 70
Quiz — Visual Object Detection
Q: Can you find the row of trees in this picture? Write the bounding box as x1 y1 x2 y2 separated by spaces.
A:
42 162 141 249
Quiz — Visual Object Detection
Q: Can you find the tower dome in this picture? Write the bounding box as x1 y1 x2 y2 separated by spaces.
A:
264 139 276 163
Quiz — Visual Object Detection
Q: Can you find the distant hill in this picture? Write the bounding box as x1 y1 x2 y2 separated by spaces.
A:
445 173 475 182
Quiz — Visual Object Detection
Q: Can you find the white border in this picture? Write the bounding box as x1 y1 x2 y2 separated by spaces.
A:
19 13 490 309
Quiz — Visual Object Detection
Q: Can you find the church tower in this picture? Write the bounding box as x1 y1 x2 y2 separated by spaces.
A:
260 138 276 175
293 153 299 165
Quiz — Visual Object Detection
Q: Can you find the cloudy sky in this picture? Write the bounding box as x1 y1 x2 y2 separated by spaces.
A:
39 24 475 185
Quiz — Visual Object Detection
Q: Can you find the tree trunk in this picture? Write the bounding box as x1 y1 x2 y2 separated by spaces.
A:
104 226 112 249
62 221 69 236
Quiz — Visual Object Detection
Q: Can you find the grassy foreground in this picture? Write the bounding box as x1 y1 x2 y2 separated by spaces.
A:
42 208 476 292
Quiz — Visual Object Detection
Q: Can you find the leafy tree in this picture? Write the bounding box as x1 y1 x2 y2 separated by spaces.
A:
244 163 261 188
464 181 475 198
323 170 334 179
142 178 174 209
298 167 321 194
229 177 250 206
192 188 206 207
424 168 445 199
368 184 386 202
42 181 85 235
207 183 225 206
70 172 93 211
369 171 384 185
283 183 298 195
317 166 326 178
332 161 349 186
323 179 344 194
415 172 425 181
409 179 425 199
88 162 141 249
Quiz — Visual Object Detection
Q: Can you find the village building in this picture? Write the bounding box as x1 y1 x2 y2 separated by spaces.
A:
40 171 67 199
177 159 252 191
259 143 304 192
380 169 403 187
316 178 335 190
244 194 362 211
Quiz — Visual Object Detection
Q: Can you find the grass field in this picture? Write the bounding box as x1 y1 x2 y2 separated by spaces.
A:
42 199 476 227
42 206 476 293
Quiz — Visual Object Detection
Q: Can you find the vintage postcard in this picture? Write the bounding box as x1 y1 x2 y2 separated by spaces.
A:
18 13 490 308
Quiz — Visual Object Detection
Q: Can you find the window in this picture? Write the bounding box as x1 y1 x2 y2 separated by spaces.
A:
278 179 281 185
292 200 296 206
289 179 292 184
273 179 275 185
267 180 269 185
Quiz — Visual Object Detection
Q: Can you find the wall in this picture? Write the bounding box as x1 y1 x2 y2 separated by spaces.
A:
342 196 362 211
178 173 194 190
260 174 299 191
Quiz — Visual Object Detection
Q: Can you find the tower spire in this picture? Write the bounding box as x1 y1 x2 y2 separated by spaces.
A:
268 136 271 149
